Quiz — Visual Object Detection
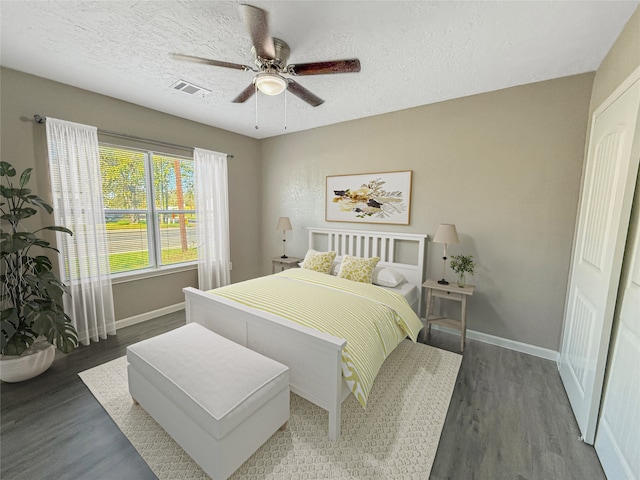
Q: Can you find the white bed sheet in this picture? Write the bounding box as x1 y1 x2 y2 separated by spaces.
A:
381 282 419 309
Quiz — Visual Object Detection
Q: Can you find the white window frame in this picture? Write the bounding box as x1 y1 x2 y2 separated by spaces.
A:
100 143 197 281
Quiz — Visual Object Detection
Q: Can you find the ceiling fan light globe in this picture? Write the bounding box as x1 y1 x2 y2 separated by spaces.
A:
255 73 287 96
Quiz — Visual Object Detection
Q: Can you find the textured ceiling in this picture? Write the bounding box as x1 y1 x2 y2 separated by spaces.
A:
1 1 638 139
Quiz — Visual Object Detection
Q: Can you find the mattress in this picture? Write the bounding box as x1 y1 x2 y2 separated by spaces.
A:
382 281 419 307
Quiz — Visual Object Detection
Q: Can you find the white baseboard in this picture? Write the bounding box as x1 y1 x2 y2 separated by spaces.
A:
115 302 185 330
429 324 558 361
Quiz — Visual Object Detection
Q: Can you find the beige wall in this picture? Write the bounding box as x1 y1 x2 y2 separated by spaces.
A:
589 6 640 114
0 67 262 320
260 73 594 351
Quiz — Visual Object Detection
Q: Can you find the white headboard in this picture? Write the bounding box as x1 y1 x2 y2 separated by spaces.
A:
308 227 428 311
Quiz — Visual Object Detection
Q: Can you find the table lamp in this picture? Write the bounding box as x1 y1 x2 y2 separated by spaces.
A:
276 217 292 258
433 224 459 285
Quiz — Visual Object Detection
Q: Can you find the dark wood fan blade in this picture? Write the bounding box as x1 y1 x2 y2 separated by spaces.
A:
286 79 324 107
232 83 256 103
170 53 253 71
240 4 275 59
288 59 361 76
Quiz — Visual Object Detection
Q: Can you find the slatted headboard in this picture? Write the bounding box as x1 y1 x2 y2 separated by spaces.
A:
308 227 428 312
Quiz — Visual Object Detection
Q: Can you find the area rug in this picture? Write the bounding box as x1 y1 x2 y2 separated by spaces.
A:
79 340 461 479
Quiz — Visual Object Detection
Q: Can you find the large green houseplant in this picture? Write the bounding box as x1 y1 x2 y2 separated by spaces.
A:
1 161 78 365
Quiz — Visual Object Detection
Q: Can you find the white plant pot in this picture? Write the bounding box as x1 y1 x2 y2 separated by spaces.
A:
0 340 56 383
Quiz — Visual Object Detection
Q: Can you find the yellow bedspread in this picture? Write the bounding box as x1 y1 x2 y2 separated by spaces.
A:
208 268 424 407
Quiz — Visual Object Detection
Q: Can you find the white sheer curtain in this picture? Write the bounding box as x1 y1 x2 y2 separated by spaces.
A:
46 118 116 345
194 148 231 290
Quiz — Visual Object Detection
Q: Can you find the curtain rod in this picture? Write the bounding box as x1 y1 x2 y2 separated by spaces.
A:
33 115 234 159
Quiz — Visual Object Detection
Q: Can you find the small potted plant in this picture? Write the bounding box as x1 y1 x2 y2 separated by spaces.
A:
1 161 78 382
449 254 476 288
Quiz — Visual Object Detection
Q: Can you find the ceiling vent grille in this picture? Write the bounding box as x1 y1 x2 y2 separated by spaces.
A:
170 80 210 96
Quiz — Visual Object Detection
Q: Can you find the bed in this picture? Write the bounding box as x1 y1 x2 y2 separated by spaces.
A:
183 227 428 440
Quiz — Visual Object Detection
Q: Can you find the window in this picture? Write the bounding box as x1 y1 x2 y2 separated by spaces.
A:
99 144 197 275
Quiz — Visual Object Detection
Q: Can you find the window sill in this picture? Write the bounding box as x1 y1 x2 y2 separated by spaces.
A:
111 262 197 285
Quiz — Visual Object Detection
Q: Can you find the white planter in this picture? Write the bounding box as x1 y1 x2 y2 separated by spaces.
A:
0 340 56 383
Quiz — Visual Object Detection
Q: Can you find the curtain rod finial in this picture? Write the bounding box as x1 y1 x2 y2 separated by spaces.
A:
34 115 44 124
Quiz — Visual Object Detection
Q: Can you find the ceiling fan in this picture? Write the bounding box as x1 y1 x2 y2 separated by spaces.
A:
171 4 361 107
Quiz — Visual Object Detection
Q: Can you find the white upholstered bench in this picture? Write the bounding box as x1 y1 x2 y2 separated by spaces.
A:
126 322 290 480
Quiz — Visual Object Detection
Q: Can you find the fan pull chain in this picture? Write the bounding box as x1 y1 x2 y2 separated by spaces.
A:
284 88 287 130
254 84 259 130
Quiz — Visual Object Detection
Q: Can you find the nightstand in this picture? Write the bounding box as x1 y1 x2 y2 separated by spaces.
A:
271 256 303 274
422 279 475 352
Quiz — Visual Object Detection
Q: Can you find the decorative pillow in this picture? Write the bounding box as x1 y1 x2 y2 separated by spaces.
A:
301 249 320 265
301 249 320 263
301 249 337 274
337 255 380 283
372 267 407 287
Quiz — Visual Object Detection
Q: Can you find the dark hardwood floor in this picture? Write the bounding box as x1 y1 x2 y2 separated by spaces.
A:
1 312 605 480
1 312 185 480
428 332 605 480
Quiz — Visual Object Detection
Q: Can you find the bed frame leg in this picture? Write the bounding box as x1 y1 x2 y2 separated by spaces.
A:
328 406 341 441
132 397 139 406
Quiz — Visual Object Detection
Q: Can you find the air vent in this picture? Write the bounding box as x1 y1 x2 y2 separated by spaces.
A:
170 80 210 96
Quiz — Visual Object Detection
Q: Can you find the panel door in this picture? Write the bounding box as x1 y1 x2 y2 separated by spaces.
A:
595 182 640 480
558 73 640 444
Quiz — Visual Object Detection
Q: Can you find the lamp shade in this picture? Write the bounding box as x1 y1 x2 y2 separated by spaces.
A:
433 224 459 244
276 217 292 231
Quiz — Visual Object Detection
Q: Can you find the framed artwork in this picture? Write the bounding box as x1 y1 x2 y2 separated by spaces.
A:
325 171 412 225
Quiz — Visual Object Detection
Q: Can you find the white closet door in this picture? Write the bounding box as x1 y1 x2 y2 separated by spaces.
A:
595 186 640 480
558 70 640 445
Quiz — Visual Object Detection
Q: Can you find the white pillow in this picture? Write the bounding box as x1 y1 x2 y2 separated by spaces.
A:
372 267 406 287
330 260 341 276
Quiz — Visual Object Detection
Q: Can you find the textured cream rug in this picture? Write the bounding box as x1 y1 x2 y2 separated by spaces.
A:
79 340 461 479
